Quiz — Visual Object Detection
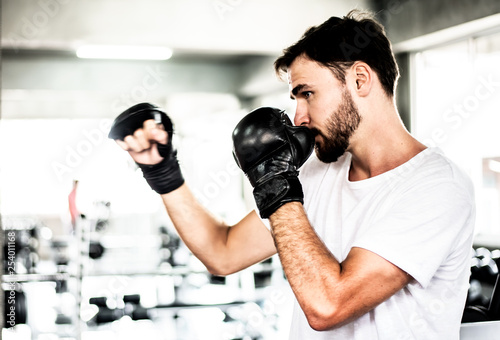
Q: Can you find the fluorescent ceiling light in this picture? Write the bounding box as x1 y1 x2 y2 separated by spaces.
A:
76 45 173 60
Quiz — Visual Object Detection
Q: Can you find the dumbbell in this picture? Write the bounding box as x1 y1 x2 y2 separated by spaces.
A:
470 248 498 285
463 273 500 322
4 290 27 328
489 271 500 320
463 248 500 322
123 294 150 321
89 294 150 324
89 297 124 324
89 240 105 260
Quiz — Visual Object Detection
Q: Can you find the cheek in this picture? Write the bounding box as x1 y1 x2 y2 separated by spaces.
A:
317 88 341 111
309 98 334 125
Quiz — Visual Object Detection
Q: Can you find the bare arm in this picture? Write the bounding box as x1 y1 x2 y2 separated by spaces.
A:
116 119 276 275
161 185 276 275
269 202 412 331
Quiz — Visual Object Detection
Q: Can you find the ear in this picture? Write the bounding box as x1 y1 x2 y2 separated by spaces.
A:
351 62 372 97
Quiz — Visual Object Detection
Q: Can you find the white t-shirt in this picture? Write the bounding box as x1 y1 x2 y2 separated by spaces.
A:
287 147 476 340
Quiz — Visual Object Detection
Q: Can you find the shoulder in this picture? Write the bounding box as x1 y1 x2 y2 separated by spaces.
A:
411 148 474 197
390 148 475 219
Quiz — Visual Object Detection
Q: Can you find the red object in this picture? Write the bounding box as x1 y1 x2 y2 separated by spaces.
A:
68 180 79 227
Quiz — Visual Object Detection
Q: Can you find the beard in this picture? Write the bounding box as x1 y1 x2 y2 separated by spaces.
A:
311 88 361 163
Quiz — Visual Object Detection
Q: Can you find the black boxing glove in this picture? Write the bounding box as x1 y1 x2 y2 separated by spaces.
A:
108 103 184 194
232 107 314 218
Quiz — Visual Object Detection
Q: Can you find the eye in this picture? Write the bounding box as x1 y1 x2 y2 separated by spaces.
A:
302 91 312 99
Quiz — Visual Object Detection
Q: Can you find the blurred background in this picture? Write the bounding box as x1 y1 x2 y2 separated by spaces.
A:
1 0 500 339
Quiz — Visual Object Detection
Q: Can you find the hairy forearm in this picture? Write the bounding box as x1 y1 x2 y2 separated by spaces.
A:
271 204 340 277
269 202 411 331
269 202 345 329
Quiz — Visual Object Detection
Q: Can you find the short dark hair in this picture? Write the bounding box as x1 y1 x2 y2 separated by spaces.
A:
274 9 399 97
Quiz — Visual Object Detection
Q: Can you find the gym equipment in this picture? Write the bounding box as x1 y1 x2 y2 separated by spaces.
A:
3 222 40 274
4 289 27 328
88 294 152 324
123 295 150 321
159 226 181 266
463 248 500 323
88 297 123 324
88 240 105 260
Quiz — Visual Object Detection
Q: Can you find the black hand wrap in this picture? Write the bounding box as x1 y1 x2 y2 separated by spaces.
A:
232 107 314 218
108 103 184 194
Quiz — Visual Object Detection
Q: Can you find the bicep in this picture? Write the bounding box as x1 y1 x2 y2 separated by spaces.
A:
222 210 277 274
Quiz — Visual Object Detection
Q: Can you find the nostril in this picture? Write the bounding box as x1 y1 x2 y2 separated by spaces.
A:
294 114 309 127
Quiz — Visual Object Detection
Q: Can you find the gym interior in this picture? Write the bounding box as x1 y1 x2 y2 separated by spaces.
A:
2 0 500 339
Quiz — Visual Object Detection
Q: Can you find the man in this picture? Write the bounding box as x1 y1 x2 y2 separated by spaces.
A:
111 9 475 339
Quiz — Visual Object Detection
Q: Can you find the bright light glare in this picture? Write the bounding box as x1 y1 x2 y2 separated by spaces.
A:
489 160 500 173
76 45 173 60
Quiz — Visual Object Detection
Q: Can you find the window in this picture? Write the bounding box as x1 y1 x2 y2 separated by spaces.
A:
412 31 500 242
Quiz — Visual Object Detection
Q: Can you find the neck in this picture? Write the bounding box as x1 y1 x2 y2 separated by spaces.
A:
347 103 427 181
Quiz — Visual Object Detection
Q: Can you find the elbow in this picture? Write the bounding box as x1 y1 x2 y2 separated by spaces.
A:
189 249 239 277
304 302 346 331
307 314 337 332
308 318 337 332
206 266 232 277
204 260 239 277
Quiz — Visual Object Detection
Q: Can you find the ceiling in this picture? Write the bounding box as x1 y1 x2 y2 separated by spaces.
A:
1 0 374 121
1 0 371 58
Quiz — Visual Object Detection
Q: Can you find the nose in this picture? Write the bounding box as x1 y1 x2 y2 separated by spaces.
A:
293 101 310 126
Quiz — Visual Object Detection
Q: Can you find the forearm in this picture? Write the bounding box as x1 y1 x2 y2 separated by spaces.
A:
269 202 345 329
161 183 231 274
269 202 411 331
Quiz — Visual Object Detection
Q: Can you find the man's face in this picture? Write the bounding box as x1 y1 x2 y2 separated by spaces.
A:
288 56 361 163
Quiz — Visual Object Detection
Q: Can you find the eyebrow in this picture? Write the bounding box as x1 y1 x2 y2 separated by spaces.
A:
290 84 307 100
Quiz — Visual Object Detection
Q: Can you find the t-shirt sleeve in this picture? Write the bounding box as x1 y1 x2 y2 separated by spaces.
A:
353 176 475 288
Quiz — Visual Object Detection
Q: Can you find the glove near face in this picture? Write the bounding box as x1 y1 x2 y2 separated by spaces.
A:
232 107 314 218
108 103 184 194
